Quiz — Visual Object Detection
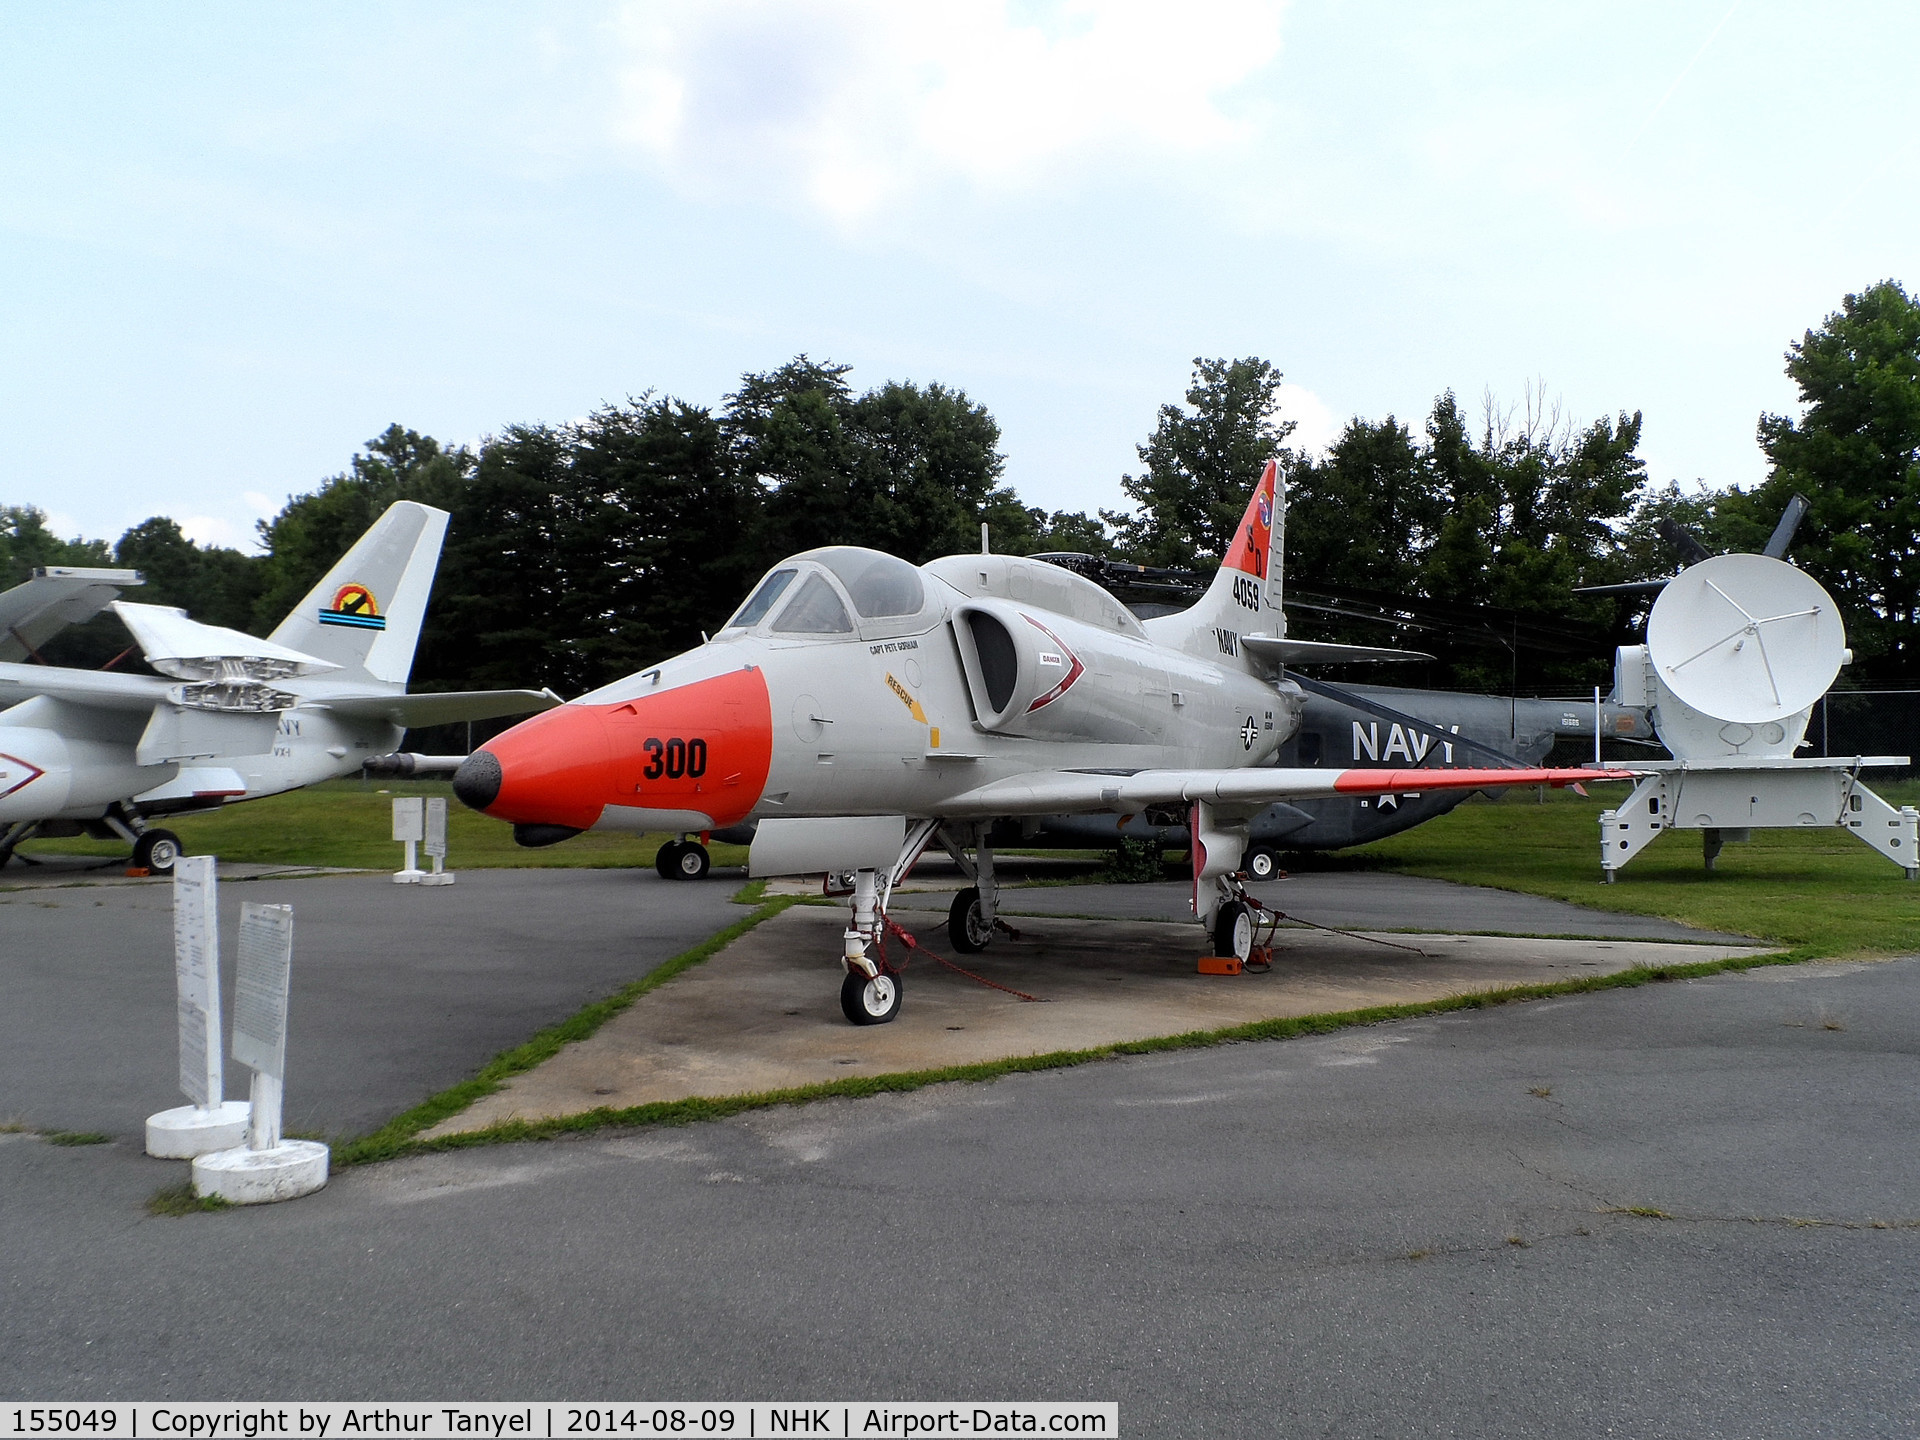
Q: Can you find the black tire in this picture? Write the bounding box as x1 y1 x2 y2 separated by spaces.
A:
675 842 711 880
132 829 182 875
948 886 993 953
654 840 684 879
1245 847 1278 880
840 969 902 1025
1212 900 1254 962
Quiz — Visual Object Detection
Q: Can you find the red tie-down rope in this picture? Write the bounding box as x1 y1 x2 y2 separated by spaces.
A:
878 916 1044 1003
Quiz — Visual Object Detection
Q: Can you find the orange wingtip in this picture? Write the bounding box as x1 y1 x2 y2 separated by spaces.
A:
1330 766 1632 793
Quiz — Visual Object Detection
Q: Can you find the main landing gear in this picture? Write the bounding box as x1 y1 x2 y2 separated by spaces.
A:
103 802 183 875
834 819 1008 1026
654 835 711 880
131 828 183 875
0 805 183 875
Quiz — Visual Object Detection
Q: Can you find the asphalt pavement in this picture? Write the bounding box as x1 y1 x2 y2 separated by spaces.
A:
3 954 1916 1435
0 868 744 1137
3 864 1912 1435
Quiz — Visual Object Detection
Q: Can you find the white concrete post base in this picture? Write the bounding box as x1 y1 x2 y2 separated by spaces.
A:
419 872 455 886
146 1100 252 1158
392 870 425 884
192 1139 330 1204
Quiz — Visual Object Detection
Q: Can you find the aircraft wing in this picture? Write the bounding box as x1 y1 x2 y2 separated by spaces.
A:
309 687 563 728
0 568 143 662
936 764 1613 818
1240 635 1434 665
0 660 171 712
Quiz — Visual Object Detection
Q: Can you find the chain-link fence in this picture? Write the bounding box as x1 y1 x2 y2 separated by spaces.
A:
1808 690 1920 777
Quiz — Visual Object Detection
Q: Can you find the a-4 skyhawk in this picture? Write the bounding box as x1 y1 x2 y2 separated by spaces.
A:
455 464 1622 1024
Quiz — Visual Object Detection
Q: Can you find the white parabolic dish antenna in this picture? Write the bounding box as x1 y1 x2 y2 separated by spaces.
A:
1645 553 1846 724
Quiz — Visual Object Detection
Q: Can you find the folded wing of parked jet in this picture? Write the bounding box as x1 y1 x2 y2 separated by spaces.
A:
110 601 340 679
0 567 144 662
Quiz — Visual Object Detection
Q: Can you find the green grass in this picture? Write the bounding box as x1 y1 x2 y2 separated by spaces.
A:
1338 780 1920 962
20 778 749 872
42 1130 112 1146
145 1181 231 1216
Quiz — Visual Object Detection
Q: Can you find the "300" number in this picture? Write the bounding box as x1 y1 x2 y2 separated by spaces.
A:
642 737 708 780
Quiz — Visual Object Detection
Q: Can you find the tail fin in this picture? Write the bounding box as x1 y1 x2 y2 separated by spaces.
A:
1142 460 1286 663
268 502 449 688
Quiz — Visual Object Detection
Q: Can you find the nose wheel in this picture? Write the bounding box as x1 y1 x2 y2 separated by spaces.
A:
654 838 711 880
841 969 902 1025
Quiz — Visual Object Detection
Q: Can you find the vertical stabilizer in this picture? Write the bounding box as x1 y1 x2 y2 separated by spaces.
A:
268 502 449 687
1142 460 1286 664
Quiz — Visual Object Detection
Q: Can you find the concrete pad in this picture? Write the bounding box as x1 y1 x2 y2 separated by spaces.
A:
432 904 1771 1134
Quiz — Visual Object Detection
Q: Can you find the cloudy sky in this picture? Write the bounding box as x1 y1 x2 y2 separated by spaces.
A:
4 1 1916 551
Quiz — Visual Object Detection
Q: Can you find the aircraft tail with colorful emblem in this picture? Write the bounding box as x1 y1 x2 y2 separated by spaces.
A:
268 501 449 689
1141 460 1287 668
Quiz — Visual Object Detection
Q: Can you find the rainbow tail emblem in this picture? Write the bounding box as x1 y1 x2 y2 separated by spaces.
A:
320 583 386 630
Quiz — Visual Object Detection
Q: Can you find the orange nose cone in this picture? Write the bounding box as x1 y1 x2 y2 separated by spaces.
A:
461 667 774 832
466 701 615 830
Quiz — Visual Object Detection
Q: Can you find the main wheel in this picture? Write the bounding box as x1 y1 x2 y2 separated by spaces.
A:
674 842 711 880
1245 847 1278 880
948 886 993 953
841 969 902 1025
654 840 684 879
132 829 182 875
1212 900 1254 963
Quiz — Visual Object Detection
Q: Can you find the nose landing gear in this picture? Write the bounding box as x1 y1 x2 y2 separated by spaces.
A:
654 835 712 880
840 968 901 1025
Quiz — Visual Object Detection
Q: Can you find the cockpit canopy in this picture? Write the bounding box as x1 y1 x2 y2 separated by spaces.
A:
723 547 939 641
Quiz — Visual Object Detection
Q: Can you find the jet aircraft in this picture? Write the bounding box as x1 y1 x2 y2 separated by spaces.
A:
665 685 1655 881
455 464 1624 1024
0 502 556 872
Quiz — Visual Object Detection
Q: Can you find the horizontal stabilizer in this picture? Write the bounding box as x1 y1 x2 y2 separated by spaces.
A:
111 602 338 680
1240 635 1433 665
312 688 563 729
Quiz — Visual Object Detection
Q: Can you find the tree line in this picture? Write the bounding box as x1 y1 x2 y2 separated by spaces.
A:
6 280 1916 705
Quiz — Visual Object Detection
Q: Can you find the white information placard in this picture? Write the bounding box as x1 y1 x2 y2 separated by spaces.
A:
393 795 425 842
232 902 294 1081
171 855 221 1108
425 795 448 858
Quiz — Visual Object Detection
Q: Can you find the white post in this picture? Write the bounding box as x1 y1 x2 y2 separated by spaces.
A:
421 794 455 885
392 796 425 883
247 1071 282 1151
146 855 250 1157
191 902 328 1203
1593 685 1602 767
